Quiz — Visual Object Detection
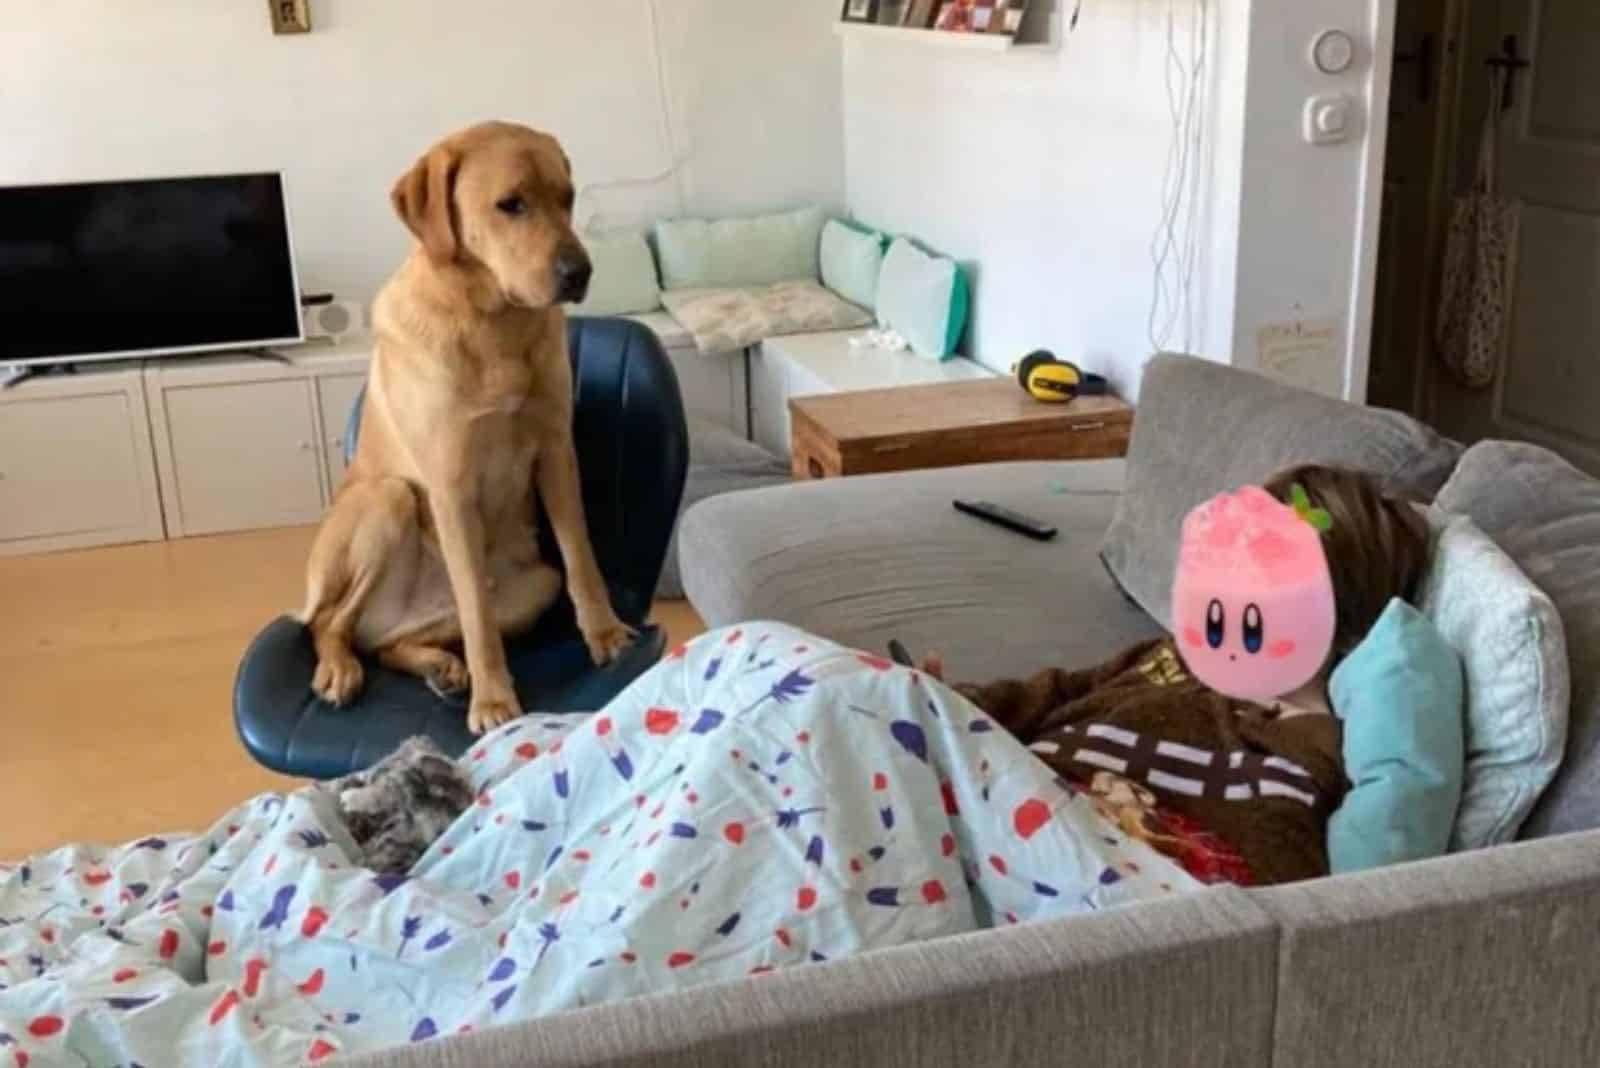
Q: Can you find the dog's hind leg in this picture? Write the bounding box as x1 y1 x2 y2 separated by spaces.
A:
302 478 420 706
377 641 469 697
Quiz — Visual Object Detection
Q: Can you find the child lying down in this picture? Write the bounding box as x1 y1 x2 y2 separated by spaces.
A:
0 623 1197 1066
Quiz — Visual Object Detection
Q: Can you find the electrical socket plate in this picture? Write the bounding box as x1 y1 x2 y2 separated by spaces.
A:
1304 93 1356 145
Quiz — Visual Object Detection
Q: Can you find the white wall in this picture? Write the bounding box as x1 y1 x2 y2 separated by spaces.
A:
0 0 844 307
843 3 1250 397
1230 0 1397 401
844 1 1398 403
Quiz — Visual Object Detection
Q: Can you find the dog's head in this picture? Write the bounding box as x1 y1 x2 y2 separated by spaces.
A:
391 121 591 308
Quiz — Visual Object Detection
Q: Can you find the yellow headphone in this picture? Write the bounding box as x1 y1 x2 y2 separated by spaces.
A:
1011 350 1109 403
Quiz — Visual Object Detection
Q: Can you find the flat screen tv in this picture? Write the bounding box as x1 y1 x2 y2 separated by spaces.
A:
0 172 304 367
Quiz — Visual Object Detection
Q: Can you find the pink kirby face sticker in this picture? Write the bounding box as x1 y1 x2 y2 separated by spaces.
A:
1171 485 1336 703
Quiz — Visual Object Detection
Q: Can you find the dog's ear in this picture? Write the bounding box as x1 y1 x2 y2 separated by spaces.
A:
391 145 462 263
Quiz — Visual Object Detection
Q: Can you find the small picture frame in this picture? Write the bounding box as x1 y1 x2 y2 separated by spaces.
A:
840 0 880 23
269 0 311 35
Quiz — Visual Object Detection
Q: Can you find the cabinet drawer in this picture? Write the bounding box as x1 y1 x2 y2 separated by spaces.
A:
0 391 156 546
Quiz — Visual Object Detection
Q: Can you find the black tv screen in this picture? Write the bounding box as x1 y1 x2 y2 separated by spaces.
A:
0 173 303 365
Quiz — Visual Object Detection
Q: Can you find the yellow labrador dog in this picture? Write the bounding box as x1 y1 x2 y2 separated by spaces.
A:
300 121 631 736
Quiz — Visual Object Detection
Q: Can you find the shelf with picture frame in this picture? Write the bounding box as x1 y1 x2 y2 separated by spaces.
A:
835 0 1058 52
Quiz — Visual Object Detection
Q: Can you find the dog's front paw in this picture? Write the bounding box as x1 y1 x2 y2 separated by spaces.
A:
579 614 635 666
467 689 522 736
313 651 365 706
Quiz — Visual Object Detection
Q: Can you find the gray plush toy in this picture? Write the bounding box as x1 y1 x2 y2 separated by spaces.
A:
330 736 474 875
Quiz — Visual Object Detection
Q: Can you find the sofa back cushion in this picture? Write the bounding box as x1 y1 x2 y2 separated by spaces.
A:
1435 441 1600 836
1101 355 1463 628
573 229 661 316
654 206 825 290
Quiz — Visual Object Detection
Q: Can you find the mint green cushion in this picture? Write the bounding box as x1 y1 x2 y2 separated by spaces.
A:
572 230 661 316
653 206 825 290
876 238 969 360
820 219 887 311
1328 598 1465 874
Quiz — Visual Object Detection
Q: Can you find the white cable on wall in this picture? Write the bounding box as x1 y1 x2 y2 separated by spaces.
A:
1148 0 1209 356
577 0 686 231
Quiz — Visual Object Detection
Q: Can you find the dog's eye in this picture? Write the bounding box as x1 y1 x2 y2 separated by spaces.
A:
561 190 576 212
495 195 526 216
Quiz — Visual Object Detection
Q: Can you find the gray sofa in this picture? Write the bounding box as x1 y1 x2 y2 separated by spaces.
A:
354 356 1600 1066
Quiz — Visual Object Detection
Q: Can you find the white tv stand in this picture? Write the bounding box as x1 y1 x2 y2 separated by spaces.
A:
0 338 371 557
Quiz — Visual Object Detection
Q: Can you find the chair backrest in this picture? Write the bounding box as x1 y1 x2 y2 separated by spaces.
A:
344 316 689 624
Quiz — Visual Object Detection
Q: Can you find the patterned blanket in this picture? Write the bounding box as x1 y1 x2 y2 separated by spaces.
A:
0 623 1196 1066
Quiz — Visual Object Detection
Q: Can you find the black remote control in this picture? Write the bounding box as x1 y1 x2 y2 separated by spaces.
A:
952 499 1058 541
887 639 915 667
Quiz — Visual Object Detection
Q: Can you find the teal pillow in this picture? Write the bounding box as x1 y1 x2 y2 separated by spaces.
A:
876 237 970 360
1327 597 1466 874
572 230 661 316
654 206 825 290
820 219 887 311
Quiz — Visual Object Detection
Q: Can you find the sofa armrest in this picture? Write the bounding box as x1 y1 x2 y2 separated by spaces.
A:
1253 829 1600 1067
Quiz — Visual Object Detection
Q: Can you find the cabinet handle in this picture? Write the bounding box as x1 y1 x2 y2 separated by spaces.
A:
1070 421 1107 431
872 441 913 454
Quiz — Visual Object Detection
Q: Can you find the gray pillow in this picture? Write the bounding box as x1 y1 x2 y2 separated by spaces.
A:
1417 515 1568 850
1435 441 1600 837
1100 354 1463 627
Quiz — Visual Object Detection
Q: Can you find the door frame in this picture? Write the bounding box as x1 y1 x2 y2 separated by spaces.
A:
1346 0 1401 404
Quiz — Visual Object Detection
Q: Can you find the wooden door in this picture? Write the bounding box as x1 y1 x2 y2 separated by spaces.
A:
1425 0 1600 475
1369 0 1455 415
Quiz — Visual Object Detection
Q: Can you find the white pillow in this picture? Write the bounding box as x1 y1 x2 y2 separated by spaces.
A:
572 230 660 316
1419 514 1570 850
876 238 969 361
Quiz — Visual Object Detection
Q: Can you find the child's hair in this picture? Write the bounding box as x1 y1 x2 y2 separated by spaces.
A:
1261 464 1430 661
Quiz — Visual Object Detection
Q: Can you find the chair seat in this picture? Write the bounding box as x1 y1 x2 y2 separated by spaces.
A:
234 616 666 779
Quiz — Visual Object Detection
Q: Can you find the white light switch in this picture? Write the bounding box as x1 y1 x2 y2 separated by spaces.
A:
1304 93 1356 145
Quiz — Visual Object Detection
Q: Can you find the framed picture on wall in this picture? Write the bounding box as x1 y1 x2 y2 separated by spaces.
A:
878 0 909 25
997 0 1031 34
934 0 1026 35
840 0 880 23
268 0 311 35
903 0 940 27
992 0 1030 33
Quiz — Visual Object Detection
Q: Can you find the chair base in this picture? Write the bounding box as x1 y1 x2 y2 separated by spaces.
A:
233 617 666 780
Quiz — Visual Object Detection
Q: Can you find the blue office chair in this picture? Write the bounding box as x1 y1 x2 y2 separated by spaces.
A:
233 317 689 779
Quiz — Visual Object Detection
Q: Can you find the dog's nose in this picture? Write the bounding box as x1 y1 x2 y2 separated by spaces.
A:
555 250 593 302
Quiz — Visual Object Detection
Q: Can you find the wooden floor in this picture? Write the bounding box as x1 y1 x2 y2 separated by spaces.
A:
0 527 704 860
